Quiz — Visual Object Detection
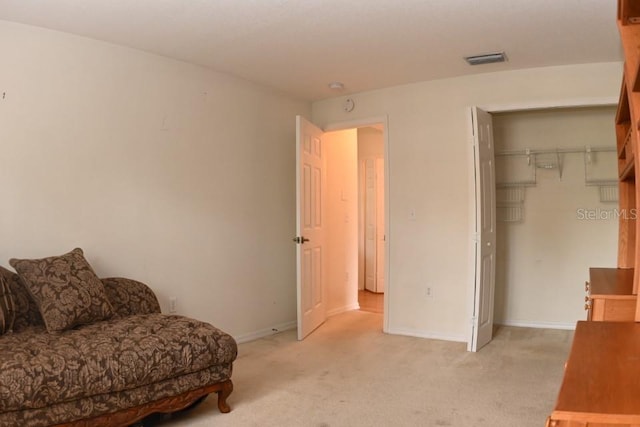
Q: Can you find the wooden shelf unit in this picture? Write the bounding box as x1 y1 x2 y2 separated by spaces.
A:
616 74 637 273
619 0 640 25
617 83 634 181
616 0 640 292
547 3 640 425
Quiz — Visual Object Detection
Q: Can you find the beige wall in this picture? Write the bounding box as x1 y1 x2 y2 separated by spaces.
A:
324 129 359 315
493 107 618 328
1 18 624 345
358 127 384 158
312 62 622 341
0 20 310 341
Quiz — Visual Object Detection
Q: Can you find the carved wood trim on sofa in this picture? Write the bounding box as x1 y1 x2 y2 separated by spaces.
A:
53 379 233 427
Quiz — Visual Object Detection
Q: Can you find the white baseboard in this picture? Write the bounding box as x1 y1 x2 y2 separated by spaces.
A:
496 320 577 331
233 304 361 344
232 318 575 346
327 303 360 318
234 320 297 344
386 327 466 343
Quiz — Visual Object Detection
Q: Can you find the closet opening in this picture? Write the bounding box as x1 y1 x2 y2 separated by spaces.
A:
492 106 618 329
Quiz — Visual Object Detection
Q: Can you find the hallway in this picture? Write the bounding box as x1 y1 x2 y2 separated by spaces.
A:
358 290 383 314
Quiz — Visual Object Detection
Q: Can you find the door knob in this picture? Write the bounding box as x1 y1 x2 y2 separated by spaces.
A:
292 236 310 244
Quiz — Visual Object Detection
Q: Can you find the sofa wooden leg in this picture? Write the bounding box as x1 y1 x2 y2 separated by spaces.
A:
217 379 233 413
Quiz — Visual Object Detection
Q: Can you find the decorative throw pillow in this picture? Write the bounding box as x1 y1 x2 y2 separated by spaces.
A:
0 265 44 331
0 276 16 334
9 248 114 332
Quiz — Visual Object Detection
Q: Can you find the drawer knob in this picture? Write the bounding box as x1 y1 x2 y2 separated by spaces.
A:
585 296 590 302
585 281 590 292
584 303 591 310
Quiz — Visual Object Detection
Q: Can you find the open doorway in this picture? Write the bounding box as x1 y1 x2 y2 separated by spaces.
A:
295 116 388 340
357 126 385 314
323 125 385 318
492 106 618 328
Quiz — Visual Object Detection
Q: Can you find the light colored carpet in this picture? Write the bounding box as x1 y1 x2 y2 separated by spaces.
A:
153 310 573 427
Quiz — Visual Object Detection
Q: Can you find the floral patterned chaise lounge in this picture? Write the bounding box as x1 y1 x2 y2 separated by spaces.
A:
0 248 237 427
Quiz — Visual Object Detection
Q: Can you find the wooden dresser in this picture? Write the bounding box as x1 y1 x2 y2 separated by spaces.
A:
546 322 640 427
586 268 636 322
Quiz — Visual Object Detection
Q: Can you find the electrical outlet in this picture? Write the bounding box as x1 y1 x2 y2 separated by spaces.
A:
169 297 177 313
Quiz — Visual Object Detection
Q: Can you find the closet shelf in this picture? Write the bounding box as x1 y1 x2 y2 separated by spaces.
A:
497 145 617 187
496 181 536 188
495 146 616 157
585 179 619 187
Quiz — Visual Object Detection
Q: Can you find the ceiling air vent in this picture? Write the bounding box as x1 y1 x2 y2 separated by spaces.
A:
464 52 507 66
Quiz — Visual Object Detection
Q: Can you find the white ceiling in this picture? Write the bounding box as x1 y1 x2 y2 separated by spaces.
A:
0 0 623 101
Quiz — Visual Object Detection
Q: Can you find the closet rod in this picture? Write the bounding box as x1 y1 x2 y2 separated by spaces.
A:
496 146 615 157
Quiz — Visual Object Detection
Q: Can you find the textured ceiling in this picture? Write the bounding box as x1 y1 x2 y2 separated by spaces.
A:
0 0 623 101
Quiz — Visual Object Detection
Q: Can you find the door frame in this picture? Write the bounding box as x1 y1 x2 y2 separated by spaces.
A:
465 97 617 351
324 115 390 333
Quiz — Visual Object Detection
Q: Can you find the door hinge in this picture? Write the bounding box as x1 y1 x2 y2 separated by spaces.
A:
471 134 479 147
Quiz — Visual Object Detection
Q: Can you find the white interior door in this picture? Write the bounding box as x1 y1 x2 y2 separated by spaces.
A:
364 158 377 292
375 158 385 293
470 107 497 352
363 157 385 294
295 116 326 340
